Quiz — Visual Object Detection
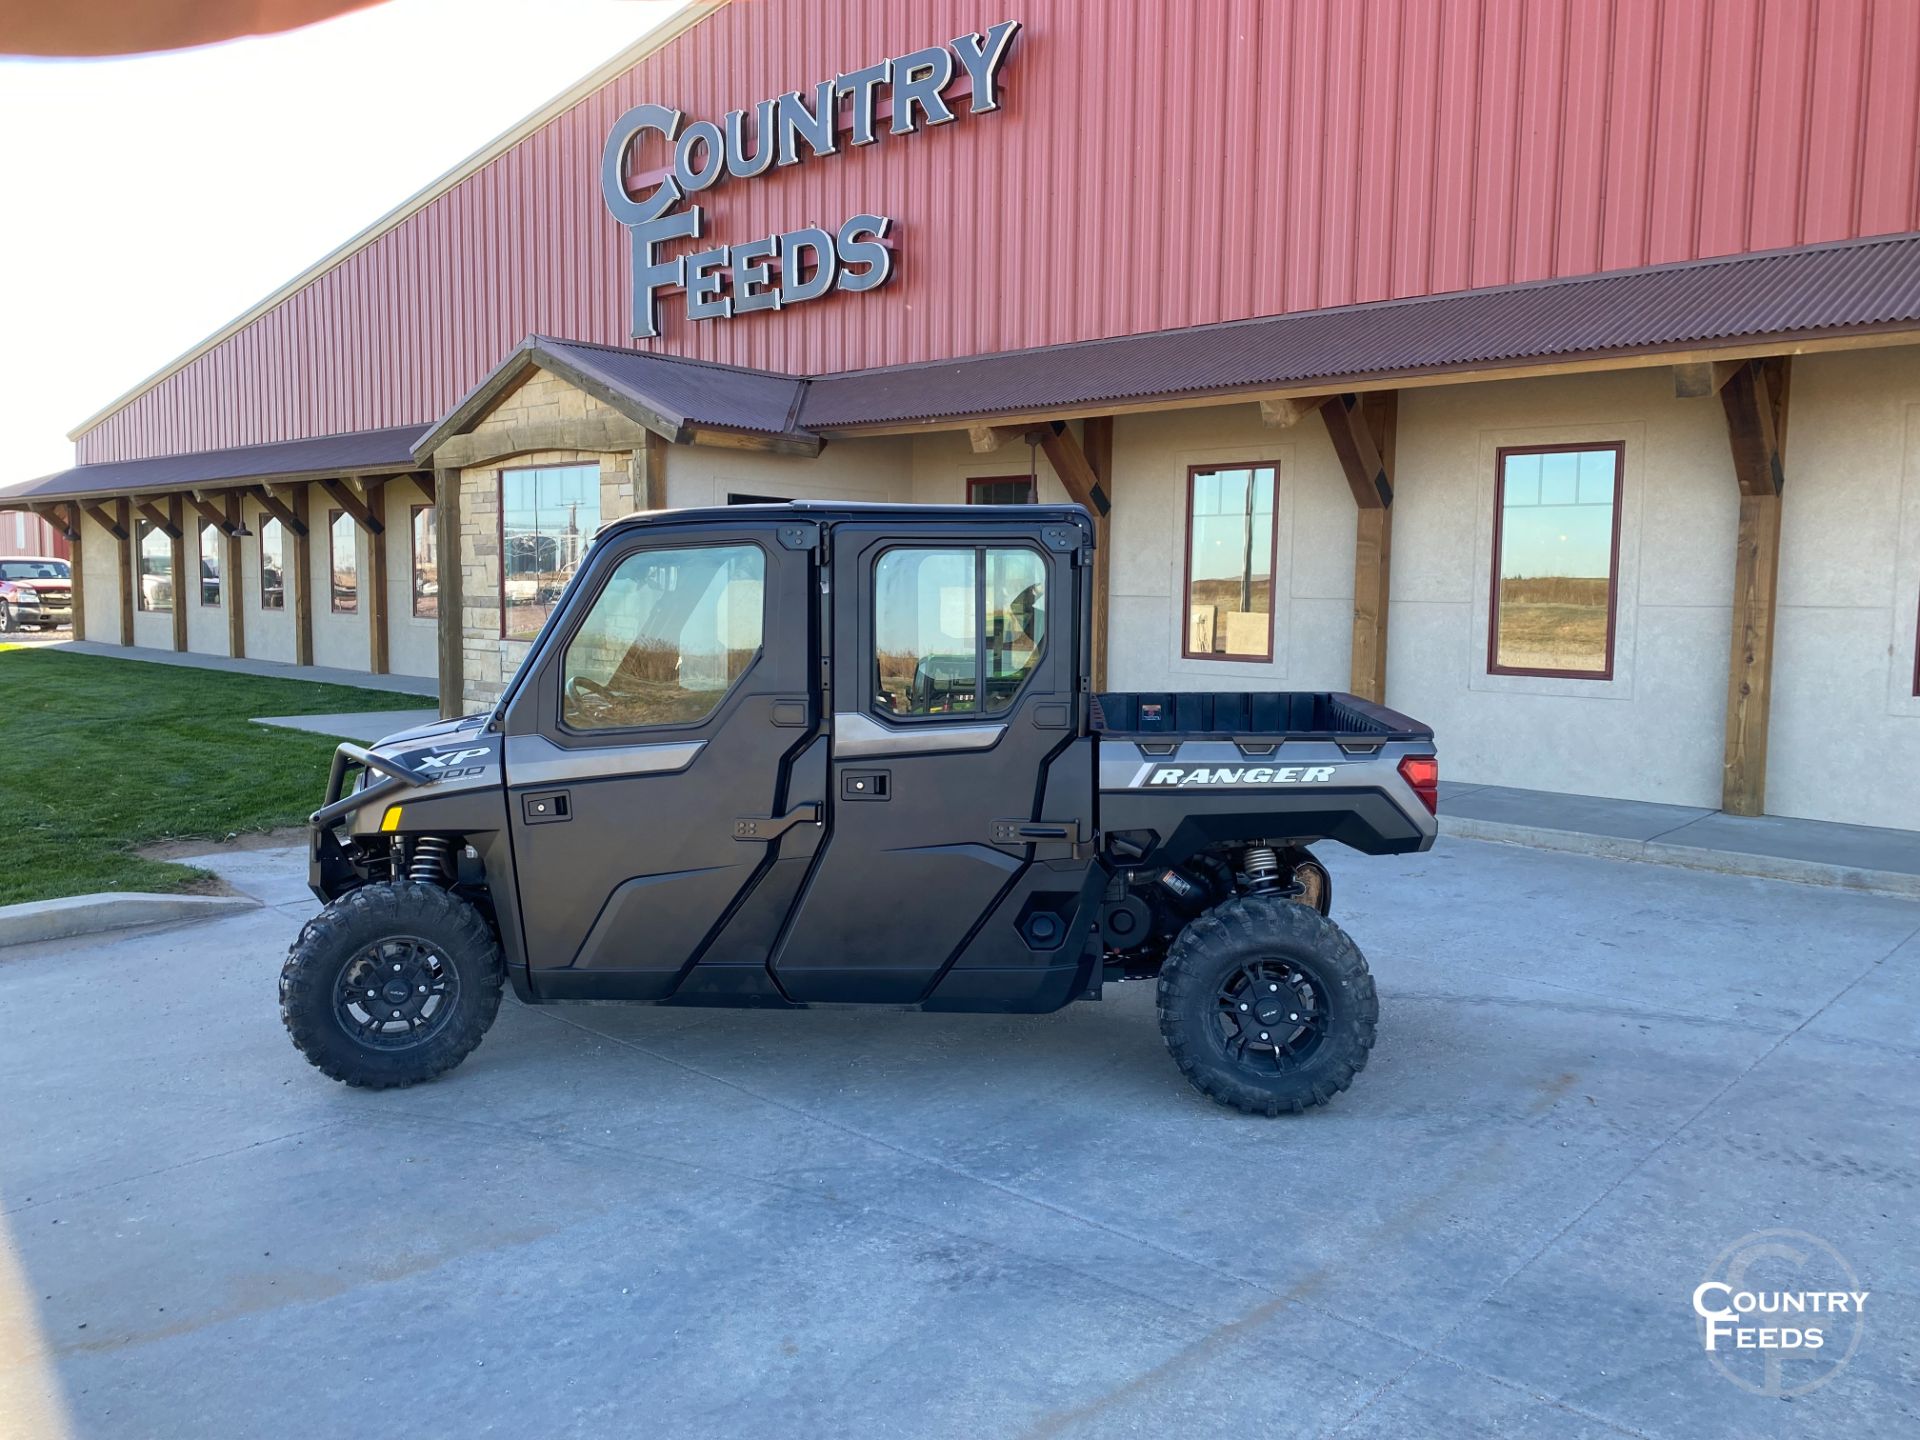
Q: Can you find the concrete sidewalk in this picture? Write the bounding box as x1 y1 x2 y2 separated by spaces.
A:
43 639 436 697
1441 781 1920 898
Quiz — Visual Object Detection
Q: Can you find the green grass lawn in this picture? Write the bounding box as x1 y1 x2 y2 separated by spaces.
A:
0 647 427 905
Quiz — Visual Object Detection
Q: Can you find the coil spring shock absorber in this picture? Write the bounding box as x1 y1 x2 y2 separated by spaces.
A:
1241 844 1282 895
409 835 455 886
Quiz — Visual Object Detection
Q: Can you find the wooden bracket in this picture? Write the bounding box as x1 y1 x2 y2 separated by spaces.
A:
1036 422 1111 516
1320 393 1397 704
30 503 80 541
1672 360 1744 399
1320 394 1394 509
250 485 309 536
1720 358 1789 497
967 423 1032 454
133 499 182 539
82 501 127 541
321 476 385 534
185 492 242 536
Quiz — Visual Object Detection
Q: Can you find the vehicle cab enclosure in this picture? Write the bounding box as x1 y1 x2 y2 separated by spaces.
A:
312 502 1437 1017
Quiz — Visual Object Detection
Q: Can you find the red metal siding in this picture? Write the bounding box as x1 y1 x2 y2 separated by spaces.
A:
79 0 1920 463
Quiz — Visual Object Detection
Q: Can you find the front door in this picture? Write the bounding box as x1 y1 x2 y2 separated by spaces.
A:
502 521 816 999
771 520 1087 1002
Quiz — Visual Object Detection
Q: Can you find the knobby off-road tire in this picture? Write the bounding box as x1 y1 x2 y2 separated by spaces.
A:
1157 895 1378 1115
280 882 504 1089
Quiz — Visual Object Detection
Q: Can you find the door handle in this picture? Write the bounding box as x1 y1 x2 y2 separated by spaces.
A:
989 819 1082 845
732 803 821 841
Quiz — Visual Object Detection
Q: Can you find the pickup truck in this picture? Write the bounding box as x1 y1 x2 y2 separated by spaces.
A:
0 556 74 632
284 503 1438 1113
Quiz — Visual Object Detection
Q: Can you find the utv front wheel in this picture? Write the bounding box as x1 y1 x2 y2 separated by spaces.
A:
280 883 504 1088
1157 895 1377 1114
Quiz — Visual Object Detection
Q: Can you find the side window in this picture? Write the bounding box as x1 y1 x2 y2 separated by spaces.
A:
199 522 222 606
1489 444 1622 678
561 543 765 731
1183 462 1276 659
872 545 1047 719
136 520 172 612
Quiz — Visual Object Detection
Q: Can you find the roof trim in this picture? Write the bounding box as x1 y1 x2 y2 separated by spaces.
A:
65 0 728 443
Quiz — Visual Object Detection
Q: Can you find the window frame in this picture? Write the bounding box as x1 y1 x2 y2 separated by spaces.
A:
1487 441 1625 681
258 513 286 611
328 508 359 615
135 518 173 613
867 541 1050 724
410 504 436 620
198 521 222 607
552 536 771 738
966 475 1037 505
499 461 602 641
1912 586 1920 699
1179 461 1280 663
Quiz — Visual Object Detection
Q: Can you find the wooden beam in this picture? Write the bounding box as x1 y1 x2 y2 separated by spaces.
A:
168 495 188 653
184 492 240 536
634 431 670 511
114 497 133 645
1319 393 1394 508
967 423 1030 454
1719 357 1791 815
1082 416 1113 692
1320 392 1397 703
133 499 182 540
1259 395 1332 429
683 425 821 458
224 491 245 659
367 483 390 675
82 501 126 540
291 482 314 666
429 413 661 470
65 508 86 639
413 471 437 503
1036 423 1111 516
249 485 308 536
433 468 463 718
320 476 385 533
1672 360 1743 398
29 503 80 541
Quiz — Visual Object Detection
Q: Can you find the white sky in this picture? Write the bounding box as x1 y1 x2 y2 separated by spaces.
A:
0 0 684 485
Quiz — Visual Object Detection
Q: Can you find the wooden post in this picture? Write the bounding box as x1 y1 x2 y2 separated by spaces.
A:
433 467 463 718
224 492 245 659
1081 416 1114 692
290 483 314 666
366 481 390 675
1718 358 1791 816
65 505 85 639
114 497 134 645
1318 392 1397 703
634 430 670 511
167 494 188 652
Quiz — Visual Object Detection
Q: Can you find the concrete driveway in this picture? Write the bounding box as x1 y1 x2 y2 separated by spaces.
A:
2 838 1915 1439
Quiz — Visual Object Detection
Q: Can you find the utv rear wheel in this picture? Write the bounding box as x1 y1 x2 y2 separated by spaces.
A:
1157 895 1377 1115
280 882 504 1088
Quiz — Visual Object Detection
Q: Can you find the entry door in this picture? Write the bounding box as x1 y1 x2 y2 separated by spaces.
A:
771 523 1084 1002
502 524 815 998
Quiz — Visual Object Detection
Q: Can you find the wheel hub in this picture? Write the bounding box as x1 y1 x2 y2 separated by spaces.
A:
335 938 459 1049
1214 960 1329 1070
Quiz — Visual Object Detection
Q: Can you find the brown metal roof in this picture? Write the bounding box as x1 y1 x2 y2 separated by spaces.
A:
797 231 1920 428
0 425 425 507
534 338 810 440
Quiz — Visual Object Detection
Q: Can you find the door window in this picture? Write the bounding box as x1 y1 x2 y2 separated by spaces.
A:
873 546 1047 718
561 543 766 731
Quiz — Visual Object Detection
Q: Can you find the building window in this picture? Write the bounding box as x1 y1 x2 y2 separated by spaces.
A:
199 522 221 606
411 505 437 619
561 543 766 730
872 546 1046 717
136 520 173 612
1183 463 1276 660
329 509 358 613
502 463 600 640
1489 444 1623 678
968 476 1036 505
259 515 286 610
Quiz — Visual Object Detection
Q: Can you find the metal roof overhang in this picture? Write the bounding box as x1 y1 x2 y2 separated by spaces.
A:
0 425 426 510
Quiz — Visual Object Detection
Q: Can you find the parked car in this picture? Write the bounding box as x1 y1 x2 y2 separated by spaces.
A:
284 503 1439 1114
0 556 74 631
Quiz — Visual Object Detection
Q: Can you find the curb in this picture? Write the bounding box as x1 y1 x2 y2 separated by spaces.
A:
0 892 261 949
1440 816 1920 900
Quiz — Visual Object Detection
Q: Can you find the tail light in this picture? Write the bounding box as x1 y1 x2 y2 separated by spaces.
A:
1397 754 1438 814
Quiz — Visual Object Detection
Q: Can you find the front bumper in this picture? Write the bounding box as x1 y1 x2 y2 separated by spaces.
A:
13 603 70 626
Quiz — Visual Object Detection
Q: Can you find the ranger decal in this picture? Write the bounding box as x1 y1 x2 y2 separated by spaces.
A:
1141 765 1338 787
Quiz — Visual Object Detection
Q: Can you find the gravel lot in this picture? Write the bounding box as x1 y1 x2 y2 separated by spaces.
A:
1 837 1914 1439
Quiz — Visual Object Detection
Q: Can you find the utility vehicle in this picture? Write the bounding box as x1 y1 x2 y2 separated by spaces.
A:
283 503 1438 1113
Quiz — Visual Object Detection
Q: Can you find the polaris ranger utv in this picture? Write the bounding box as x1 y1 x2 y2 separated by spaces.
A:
284 503 1437 1113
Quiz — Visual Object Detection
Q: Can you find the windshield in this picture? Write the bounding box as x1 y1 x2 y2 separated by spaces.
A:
0 559 69 582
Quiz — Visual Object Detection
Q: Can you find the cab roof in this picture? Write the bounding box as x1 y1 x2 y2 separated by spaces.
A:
594 500 1094 542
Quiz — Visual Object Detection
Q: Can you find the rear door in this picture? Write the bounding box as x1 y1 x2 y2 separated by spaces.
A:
771 518 1088 1002
500 520 817 999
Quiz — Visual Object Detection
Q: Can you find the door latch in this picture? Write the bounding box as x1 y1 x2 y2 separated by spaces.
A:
732 803 822 841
